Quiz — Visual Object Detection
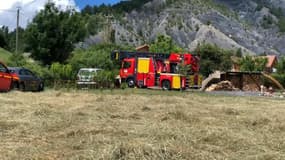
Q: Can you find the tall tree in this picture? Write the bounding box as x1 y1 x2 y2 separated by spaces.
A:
0 26 9 49
81 5 93 15
25 2 86 65
195 43 233 76
8 27 26 53
0 33 7 48
150 35 182 53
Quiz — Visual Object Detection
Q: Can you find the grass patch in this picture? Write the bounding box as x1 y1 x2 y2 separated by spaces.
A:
0 90 285 159
0 47 12 63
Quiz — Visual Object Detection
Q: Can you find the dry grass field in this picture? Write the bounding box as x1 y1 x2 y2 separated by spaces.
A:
0 89 285 160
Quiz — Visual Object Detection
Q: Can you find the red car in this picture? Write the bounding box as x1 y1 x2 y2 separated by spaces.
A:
0 61 13 92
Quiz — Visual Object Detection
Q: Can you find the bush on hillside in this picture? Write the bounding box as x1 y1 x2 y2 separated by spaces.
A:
278 17 285 33
7 54 26 67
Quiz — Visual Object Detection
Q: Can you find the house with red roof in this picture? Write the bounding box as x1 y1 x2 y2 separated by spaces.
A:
136 44 149 52
265 55 278 73
231 55 278 73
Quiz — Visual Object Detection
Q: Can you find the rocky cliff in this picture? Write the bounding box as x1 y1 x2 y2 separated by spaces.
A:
93 0 285 55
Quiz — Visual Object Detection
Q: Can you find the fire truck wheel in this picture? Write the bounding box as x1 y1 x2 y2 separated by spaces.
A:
162 80 171 90
126 78 135 88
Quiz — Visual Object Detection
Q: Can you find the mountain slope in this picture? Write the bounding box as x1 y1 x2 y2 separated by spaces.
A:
88 0 285 55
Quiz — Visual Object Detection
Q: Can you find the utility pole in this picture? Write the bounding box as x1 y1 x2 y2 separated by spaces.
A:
16 7 20 54
14 0 38 55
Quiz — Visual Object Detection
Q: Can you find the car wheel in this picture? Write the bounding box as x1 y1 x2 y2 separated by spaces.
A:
11 82 19 90
9 81 14 91
19 83 25 91
38 82 44 92
162 80 171 90
126 78 135 88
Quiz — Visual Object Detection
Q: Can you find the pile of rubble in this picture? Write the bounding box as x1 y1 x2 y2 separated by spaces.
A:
259 85 280 97
206 81 240 92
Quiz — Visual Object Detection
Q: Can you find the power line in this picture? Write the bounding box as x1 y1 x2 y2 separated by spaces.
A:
0 9 17 13
25 0 38 7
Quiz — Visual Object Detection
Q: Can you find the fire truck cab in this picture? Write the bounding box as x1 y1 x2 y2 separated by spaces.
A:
111 51 201 90
0 61 13 92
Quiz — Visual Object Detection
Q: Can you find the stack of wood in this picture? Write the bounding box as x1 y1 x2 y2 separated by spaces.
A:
242 84 260 92
206 81 240 92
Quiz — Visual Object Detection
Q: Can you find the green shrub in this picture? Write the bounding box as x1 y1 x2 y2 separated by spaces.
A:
278 17 285 33
95 70 117 88
239 56 267 72
195 43 233 76
261 15 274 29
255 3 263 11
68 43 133 72
50 62 74 80
271 73 285 87
25 64 51 79
271 56 285 88
276 56 285 74
7 53 26 67
235 48 242 57
178 63 191 76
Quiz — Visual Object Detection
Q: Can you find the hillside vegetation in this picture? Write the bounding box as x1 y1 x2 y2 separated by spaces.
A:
0 47 11 63
0 90 285 159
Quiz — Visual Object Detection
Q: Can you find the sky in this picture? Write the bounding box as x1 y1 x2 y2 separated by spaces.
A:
0 0 121 30
75 0 121 9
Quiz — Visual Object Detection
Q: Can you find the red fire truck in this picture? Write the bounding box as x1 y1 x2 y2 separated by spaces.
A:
0 61 13 92
111 51 201 90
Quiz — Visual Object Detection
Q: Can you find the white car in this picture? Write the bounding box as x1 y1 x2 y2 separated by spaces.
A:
76 68 102 88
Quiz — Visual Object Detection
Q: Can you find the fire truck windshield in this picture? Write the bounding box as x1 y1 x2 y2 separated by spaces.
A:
123 61 131 69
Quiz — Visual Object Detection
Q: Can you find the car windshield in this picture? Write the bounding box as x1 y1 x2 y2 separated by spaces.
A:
78 70 97 76
8 69 16 73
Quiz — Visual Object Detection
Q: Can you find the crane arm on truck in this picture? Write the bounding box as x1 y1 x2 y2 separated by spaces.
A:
111 51 171 62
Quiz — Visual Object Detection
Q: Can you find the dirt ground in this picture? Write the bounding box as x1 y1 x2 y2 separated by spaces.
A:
0 89 285 159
